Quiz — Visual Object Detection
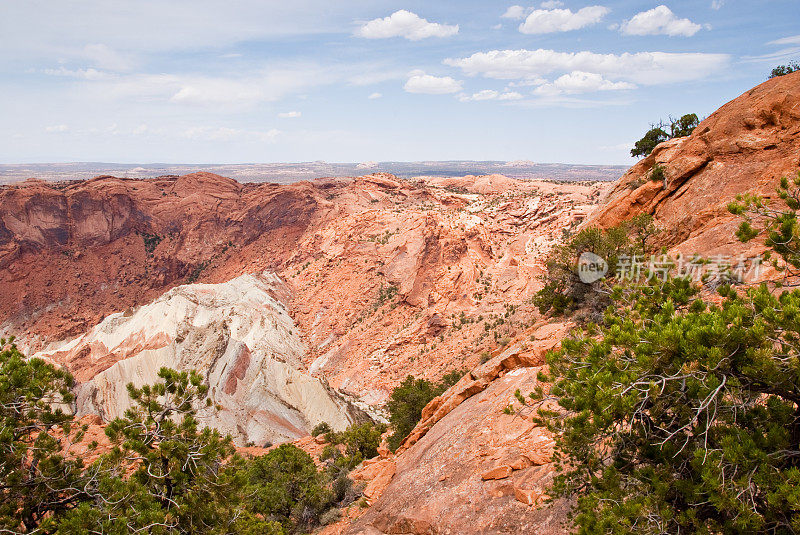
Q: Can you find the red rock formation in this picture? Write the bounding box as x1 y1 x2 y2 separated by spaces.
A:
342 322 570 535
0 172 320 340
1 172 605 405
586 71 800 261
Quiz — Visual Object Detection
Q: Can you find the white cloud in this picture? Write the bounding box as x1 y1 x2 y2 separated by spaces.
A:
82 44 135 71
45 124 69 133
769 35 800 46
348 70 406 86
404 70 463 94
169 79 268 106
502 6 527 19
534 71 636 95
368 92 383 99
620 6 704 37
540 1 564 8
519 6 609 34
506 78 548 87
711 0 724 9
492 23 503 30
183 126 280 143
355 10 458 40
85 66 336 108
278 111 301 118
42 66 110 80
458 89 524 102
741 35 800 62
444 49 730 85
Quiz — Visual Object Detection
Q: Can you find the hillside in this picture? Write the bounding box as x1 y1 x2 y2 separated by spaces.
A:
326 72 800 533
0 171 606 441
1 73 798 534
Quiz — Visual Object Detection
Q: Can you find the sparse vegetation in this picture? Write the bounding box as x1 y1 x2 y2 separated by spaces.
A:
311 422 332 438
369 282 400 314
386 370 466 452
186 261 209 283
533 214 657 317
769 61 799 78
508 174 800 533
631 114 700 158
141 232 162 255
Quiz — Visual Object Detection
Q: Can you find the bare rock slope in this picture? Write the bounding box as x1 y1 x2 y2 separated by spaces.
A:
326 75 800 534
32 272 358 445
344 324 569 535
587 71 800 259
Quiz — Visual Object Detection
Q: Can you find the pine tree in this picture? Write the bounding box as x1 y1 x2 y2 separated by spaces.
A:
0 339 86 532
512 171 800 533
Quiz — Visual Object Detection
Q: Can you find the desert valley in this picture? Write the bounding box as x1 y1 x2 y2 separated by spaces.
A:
2 71 800 533
3 1 800 533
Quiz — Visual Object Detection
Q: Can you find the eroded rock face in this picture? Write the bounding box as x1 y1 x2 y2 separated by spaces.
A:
0 172 320 341
31 272 357 445
345 327 570 535
586 71 800 260
0 171 607 405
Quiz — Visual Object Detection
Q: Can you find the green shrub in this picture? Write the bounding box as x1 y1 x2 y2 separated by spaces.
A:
311 422 332 437
769 61 799 78
328 421 387 462
630 126 670 158
649 163 666 184
631 114 699 158
669 113 700 138
386 370 466 452
248 444 332 531
532 215 656 316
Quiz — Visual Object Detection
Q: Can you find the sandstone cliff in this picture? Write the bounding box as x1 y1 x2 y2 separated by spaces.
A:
587 71 800 260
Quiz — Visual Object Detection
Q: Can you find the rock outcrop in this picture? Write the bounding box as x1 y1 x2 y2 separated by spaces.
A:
32 272 358 445
587 71 800 260
343 323 570 535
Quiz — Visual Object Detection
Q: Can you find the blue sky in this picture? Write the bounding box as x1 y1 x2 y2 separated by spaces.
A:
1 0 798 165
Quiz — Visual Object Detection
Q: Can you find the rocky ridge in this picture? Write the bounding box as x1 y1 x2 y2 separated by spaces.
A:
587 71 800 261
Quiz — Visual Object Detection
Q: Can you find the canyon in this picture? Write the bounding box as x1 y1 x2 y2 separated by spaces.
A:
1 71 798 533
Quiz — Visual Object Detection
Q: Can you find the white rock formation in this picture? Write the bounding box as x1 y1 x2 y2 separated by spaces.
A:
33 272 357 445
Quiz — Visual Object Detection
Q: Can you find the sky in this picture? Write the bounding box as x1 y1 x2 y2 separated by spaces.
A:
1 1 798 165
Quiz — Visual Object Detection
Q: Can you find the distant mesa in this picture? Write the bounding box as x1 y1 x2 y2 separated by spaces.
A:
356 161 379 170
